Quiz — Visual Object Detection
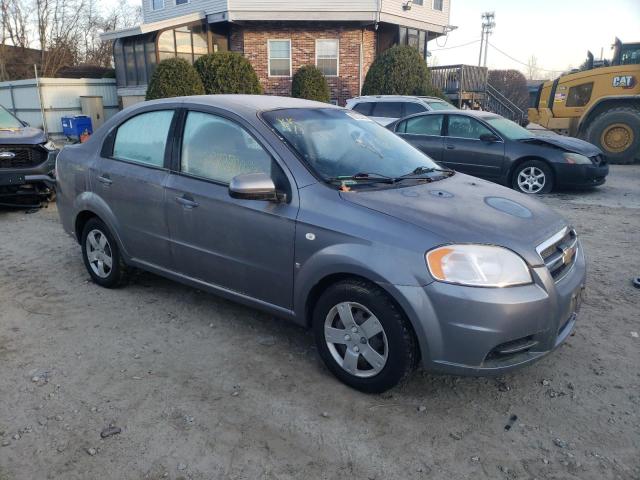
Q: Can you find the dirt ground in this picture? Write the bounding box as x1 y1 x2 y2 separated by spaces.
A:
0 166 638 480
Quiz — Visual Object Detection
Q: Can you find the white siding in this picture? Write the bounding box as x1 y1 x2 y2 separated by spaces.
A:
141 0 450 31
143 0 225 24
380 0 450 31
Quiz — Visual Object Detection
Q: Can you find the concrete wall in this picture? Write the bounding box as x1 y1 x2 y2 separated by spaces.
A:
0 78 118 139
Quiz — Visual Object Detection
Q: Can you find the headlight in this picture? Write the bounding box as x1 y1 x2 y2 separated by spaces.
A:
563 152 592 165
43 140 58 151
426 245 532 287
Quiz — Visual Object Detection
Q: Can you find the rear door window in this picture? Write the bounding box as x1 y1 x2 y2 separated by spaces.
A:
112 110 174 167
372 102 403 118
352 102 374 116
404 102 427 116
405 115 444 135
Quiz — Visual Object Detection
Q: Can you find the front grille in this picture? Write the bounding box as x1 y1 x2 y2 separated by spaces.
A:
537 228 578 281
591 154 606 166
0 145 48 169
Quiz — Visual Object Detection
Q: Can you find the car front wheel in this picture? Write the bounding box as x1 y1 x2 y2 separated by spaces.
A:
312 279 418 393
512 160 554 194
81 217 128 288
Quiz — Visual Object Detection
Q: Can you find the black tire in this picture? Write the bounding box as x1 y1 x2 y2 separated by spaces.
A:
511 159 554 194
584 106 640 164
312 279 418 393
80 217 128 288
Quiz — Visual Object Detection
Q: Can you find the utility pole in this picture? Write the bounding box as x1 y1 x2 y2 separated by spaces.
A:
478 12 495 67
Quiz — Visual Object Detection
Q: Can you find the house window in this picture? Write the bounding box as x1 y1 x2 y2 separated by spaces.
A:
316 39 339 76
152 0 163 10
176 0 188 4
413 0 424 5
113 34 157 88
268 40 291 77
433 0 443 10
396 25 429 60
157 23 209 63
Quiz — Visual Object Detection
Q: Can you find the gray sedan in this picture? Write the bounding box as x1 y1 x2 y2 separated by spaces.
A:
56 95 585 393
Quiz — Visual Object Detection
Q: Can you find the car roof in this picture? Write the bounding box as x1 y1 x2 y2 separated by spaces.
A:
134 95 341 115
412 109 501 119
347 95 448 102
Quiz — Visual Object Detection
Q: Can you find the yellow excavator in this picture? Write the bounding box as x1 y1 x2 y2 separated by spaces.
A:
528 38 640 164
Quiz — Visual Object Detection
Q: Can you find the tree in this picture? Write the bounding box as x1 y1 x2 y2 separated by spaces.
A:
487 69 529 113
362 45 438 96
0 0 140 80
146 57 205 100
291 65 330 102
194 52 262 94
526 55 540 80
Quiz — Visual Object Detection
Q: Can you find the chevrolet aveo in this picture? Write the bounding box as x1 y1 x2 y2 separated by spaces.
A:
56 96 586 393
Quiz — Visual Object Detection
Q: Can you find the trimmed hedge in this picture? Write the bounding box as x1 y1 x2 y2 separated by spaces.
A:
362 45 436 96
291 65 331 102
145 57 205 100
194 52 262 94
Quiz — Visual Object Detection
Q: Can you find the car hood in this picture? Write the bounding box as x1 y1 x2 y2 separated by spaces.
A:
0 126 47 145
340 173 568 266
525 133 602 156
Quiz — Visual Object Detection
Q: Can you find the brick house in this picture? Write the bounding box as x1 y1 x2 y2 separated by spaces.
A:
101 1 452 107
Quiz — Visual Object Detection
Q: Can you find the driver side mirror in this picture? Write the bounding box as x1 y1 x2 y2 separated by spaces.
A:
479 133 500 143
229 172 284 202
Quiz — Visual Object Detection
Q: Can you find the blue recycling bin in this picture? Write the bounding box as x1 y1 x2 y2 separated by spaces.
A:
61 115 93 138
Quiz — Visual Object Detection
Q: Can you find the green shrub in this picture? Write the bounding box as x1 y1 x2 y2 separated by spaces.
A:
194 52 262 94
291 65 331 102
362 45 434 96
145 58 205 100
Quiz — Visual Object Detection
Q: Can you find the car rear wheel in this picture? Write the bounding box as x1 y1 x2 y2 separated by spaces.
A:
312 279 418 393
512 160 554 194
81 218 128 288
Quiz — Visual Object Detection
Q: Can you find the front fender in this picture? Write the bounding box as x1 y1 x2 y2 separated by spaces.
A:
293 239 434 322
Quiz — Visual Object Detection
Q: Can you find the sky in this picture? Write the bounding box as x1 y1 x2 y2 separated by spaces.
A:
429 0 640 78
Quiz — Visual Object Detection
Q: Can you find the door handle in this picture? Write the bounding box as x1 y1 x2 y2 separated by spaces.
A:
175 195 199 209
97 174 112 185
445 144 456 150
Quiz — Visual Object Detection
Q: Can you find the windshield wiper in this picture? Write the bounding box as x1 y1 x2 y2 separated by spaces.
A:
397 166 455 178
327 172 396 184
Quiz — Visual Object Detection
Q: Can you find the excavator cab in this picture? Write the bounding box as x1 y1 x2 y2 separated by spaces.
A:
613 38 640 66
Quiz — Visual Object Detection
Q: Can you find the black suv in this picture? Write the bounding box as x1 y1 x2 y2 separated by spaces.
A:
0 105 57 207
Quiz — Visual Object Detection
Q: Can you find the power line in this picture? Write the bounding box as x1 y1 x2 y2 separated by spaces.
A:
487 41 560 73
430 39 481 51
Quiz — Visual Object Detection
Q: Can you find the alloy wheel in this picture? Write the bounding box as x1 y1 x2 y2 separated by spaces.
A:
324 301 389 378
517 166 546 194
85 229 113 278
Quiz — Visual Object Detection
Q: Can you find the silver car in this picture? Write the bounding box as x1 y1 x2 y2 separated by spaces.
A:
56 95 585 393
345 95 454 126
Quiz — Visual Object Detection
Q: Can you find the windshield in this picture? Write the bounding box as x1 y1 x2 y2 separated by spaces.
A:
263 108 440 181
426 101 454 111
0 106 23 129
484 116 533 140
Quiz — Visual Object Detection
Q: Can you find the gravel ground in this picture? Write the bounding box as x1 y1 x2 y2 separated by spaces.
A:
0 166 638 480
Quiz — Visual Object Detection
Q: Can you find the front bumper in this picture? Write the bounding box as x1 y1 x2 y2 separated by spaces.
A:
0 150 57 206
555 162 609 188
387 244 586 375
